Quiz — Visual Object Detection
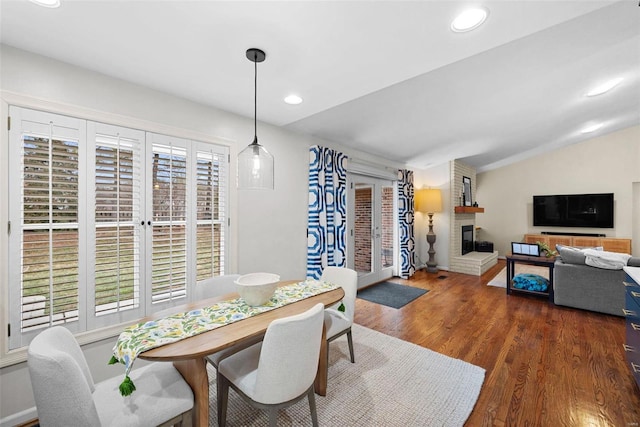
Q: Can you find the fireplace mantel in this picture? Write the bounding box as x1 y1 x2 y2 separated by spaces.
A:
454 206 485 214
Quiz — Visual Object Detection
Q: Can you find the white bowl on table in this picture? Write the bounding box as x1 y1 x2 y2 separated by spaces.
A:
234 273 280 306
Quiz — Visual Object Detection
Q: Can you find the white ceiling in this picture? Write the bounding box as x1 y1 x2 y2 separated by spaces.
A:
1 0 638 171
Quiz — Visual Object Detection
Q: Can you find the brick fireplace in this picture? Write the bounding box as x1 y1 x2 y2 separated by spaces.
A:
448 160 498 276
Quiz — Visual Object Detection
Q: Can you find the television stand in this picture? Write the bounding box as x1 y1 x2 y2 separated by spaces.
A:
524 234 632 254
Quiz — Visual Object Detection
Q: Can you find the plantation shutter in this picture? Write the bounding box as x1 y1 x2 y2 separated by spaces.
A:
88 122 145 326
195 144 228 280
8 107 86 348
8 106 229 349
148 134 189 305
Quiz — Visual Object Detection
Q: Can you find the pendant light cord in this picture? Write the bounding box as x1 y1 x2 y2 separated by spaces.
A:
254 53 258 143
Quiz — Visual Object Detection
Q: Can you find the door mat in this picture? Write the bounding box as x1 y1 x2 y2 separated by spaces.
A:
357 281 428 309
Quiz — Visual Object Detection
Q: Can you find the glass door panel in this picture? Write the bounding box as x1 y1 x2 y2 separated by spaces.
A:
348 175 396 288
381 184 394 269
354 185 373 274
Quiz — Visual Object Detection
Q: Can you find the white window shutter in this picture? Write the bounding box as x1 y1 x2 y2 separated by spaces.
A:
195 144 228 280
147 134 189 307
8 107 85 349
88 122 145 328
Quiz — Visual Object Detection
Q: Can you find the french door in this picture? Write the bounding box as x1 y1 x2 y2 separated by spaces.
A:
7 106 228 349
347 174 397 288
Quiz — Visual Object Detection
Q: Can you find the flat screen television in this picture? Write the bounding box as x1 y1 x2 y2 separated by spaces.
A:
533 193 614 228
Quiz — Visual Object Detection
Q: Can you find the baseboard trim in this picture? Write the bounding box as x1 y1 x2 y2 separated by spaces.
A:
1 407 37 427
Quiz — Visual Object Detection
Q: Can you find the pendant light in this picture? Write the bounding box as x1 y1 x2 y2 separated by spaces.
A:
238 48 274 189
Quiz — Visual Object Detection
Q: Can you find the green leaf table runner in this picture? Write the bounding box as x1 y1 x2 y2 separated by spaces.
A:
110 279 339 396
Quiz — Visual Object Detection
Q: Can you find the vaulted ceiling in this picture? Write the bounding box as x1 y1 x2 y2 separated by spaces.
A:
1 0 638 171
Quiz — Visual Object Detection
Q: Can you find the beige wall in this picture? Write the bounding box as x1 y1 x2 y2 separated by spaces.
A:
414 162 450 271
476 125 640 257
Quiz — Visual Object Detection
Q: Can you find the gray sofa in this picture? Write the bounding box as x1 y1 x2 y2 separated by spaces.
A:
554 259 626 316
553 245 640 316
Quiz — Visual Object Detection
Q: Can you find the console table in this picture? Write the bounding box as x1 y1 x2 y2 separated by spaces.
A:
506 253 555 302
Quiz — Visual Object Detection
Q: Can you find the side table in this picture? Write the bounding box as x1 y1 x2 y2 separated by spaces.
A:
506 253 556 302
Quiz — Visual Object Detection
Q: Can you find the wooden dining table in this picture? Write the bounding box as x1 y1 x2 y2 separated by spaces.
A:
137 280 345 427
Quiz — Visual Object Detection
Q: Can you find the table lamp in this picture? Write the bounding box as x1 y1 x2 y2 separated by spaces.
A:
416 188 443 273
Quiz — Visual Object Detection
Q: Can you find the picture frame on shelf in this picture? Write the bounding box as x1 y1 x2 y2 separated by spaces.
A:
463 176 472 206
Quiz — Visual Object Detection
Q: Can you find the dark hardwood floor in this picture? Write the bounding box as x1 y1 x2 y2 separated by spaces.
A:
354 260 640 427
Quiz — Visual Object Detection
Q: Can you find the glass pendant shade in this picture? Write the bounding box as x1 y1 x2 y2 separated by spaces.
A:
238 138 274 189
238 47 274 190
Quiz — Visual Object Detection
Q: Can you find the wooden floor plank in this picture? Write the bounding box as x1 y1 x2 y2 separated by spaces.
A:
353 260 640 426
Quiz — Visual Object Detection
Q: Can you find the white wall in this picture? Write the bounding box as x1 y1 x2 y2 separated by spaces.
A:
476 125 640 257
0 45 404 425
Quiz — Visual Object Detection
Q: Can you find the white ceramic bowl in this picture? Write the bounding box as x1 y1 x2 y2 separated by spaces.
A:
234 273 280 306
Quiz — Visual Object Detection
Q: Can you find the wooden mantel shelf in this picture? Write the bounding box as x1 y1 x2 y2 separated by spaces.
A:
455 206 485 214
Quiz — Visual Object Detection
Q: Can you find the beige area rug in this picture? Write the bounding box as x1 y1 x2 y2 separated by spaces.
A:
207 324 485 426
487 265 550 288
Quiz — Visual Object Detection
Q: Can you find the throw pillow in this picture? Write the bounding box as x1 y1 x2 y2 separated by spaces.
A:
512 273 549 292
627 257 640 267
555 244 587 265
583 248 631 270
555 244 604 265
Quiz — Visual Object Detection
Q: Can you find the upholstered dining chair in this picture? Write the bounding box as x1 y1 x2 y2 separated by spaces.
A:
216 303 325 427
193 274 241 301
27 326 194 427
202 273 264 368
320 266 358 365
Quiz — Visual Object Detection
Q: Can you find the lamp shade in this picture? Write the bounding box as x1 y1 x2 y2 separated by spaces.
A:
415 188 442 214
237 140 274 189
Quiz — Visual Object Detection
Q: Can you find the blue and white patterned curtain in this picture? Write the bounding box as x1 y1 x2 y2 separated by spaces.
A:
306 146 348 279
398 169 415 279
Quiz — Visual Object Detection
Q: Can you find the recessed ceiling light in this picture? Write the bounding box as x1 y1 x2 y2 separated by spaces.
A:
284 94 303 105
581 123 603 134
586 77 623 97
451 7 488 33
29 0 61 8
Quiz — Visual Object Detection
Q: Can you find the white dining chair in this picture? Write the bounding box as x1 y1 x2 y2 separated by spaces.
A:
201 273 265 368
27 326 194 427
216 303 325 427
193 274 241 301
320 266 358 365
